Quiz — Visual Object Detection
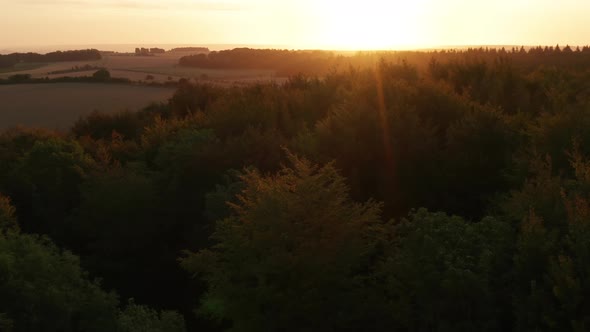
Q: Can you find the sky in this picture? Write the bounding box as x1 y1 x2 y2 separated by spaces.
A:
1 0 589 51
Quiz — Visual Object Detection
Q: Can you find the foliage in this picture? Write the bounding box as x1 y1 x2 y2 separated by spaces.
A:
181 154 385 331
179 48 344 76
3 48 590 331
0 49 101 65
379 209 514 331
72 110 150 141
0 194 18 232
498 146 590 331
7 137 93 240
118 299 186 332
92 68 111 80
0 196 119 332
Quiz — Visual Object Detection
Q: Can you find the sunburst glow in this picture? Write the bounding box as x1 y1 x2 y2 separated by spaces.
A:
313 0 428 50
0 0 589 50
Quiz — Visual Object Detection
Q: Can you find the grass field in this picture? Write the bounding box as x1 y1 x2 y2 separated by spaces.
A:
0 63 47 74
0 83 174 130
0 61 102 78
0 52 282 130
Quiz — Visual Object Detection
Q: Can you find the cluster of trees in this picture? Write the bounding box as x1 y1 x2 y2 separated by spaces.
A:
0 69 178 87
3 48 590 331
48 64 104 75
179 48 346 76
0 194 186 331
170 47 210 53
135 48 166 56
0 70 124 85
0 49 101 68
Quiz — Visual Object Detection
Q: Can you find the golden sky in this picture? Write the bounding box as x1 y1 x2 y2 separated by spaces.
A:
1 0 589 50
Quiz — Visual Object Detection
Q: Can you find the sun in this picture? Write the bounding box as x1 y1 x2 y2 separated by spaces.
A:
312 0 427 50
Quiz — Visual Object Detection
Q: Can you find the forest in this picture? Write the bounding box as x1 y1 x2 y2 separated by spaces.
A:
179 45 590 76
2 47 590 331
178 48 345 76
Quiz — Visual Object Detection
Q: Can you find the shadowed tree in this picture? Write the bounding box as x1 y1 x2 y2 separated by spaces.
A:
0 196 120 332
181 154 386 331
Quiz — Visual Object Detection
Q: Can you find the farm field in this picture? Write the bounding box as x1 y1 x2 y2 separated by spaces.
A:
0 62 47 74
0 83 174 130
0 52 283 84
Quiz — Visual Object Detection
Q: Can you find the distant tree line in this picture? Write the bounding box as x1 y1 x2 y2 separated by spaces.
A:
179 48 346 76
135 48 166 56
0 49 101 68
179 46 590 76
0 70 126 85
170 47 209 53
0 69 178 88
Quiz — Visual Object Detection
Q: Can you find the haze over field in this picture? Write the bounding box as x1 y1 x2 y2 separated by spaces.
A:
1 0 589 50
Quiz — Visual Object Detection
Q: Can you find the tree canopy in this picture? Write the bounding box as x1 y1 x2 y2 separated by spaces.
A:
3 48 590 331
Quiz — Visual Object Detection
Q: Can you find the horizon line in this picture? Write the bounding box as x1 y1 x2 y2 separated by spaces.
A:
2 43 588 54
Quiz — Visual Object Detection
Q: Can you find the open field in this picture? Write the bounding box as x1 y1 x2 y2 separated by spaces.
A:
0 62 47 74
0 60 101 78
0 83 174 130
0 52 283 84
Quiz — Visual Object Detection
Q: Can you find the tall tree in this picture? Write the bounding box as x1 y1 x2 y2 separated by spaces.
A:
181 154 386 331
